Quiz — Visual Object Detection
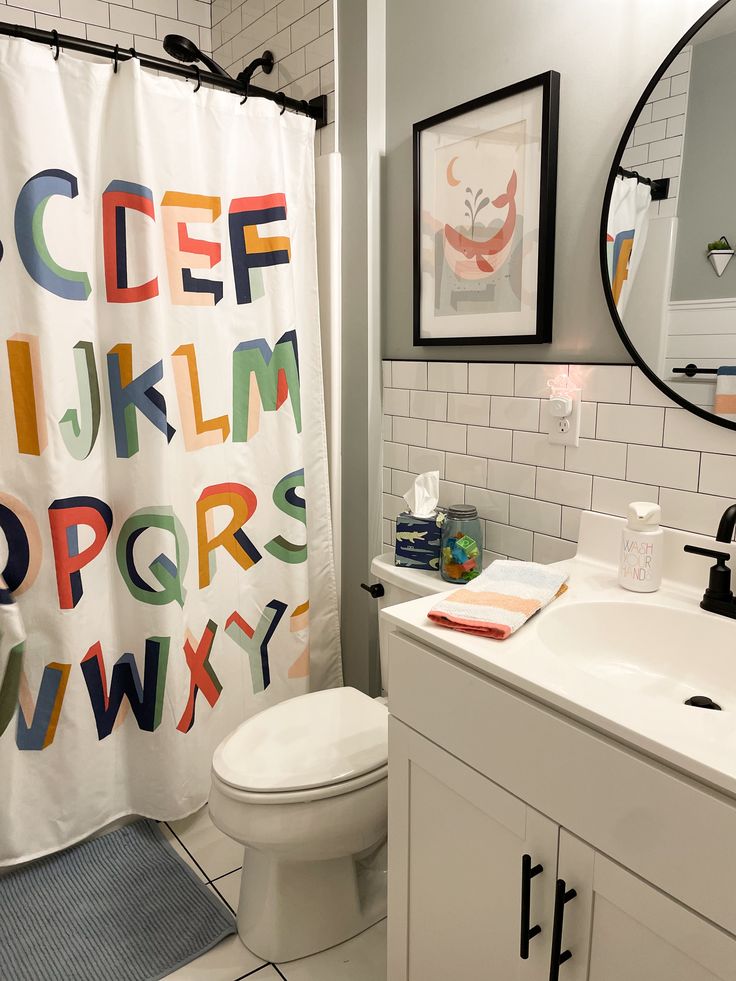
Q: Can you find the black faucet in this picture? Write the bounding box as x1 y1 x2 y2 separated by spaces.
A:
716 503 736 544
684 504 736 618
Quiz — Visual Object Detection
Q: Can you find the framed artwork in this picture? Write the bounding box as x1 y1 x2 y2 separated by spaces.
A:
413 71 560 346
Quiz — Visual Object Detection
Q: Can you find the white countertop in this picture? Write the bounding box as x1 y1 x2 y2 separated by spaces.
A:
380 512 736 801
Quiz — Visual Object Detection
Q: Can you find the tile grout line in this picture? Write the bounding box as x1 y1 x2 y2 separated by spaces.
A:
165 821 212 883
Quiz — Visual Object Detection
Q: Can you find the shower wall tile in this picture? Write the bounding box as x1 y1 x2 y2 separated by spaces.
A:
213 0 335 152
381 360 736 562
0 0 213 73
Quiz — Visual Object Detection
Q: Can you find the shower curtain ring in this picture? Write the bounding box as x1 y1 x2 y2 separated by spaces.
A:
113 44 119 73
51 30 60 61
278 91 286 115
240 85 248 106
193 65 201 93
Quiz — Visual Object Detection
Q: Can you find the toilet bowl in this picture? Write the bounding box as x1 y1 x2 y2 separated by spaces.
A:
209 553 455 962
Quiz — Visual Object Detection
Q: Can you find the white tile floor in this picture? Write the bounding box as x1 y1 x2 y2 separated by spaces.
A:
162 807 387 981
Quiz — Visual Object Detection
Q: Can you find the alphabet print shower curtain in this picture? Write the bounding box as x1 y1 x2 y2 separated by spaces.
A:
0 37 342 865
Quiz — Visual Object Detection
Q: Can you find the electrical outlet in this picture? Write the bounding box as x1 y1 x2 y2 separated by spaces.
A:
548 395 581 446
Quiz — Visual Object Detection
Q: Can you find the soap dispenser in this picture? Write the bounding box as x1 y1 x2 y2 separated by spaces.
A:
618 501 663 592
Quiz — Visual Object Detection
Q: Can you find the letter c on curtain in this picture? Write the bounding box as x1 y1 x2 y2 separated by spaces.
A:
14 170 92 301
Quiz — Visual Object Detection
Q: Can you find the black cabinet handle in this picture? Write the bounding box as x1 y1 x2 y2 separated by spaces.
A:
549 878 577 981
520 853 543 959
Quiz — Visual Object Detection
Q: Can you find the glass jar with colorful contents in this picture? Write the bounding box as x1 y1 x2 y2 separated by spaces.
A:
440 505 484 583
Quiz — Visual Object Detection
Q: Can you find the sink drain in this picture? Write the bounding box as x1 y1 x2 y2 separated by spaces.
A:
684 695 722 711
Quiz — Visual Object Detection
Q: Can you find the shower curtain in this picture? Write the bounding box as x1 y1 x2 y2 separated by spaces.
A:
606 175 652 315
0 37 342 866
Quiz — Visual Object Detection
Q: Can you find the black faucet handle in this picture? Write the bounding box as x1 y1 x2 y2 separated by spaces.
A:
684 545 733 604
684 545 732 562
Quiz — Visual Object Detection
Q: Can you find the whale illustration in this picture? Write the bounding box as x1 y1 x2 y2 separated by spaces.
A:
444 170 518 274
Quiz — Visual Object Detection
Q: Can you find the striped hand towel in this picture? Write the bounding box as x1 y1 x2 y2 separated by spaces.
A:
714 366 736 421
427 560 568 639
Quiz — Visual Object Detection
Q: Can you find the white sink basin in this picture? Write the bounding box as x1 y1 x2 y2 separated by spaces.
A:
537 601 736 709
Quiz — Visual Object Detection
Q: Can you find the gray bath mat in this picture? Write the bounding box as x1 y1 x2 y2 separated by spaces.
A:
0 819 236 981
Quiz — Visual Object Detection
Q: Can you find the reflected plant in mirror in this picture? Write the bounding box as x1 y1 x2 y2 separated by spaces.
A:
601 0 736 429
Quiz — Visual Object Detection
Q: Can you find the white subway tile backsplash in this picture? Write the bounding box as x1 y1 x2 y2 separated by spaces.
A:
408 445 445 477
512 430 565 469
570 365 631 404
468 362 514 395
514 363 568 397
699 453 736 497
591 476 660 518
664 409 736 455
392 361 427 390
658 487 732 537
536 467 592 509
384 441 408 470
596 403 664 446
410 390 447 421
561 506 583 542
428 362 468 393
427 421 467 453
629 370 675 407
383 493 405 522
439 479 466 507
533 534 577 564
445 453 487 488
490 396 540 431
392 416 427 447
448 393 491 426
487 460 536 498
467 426 513 461
626 444 699 490
510 496 561 536
382 363 735 564
383 388 410 416
391 470 414 497
565 438 627 479
486 521 533 561
465 486 509 524
382 414 392 441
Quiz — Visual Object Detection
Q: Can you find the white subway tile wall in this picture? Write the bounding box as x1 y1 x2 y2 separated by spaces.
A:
210 0 335 154
382 360 736 564
0 0 212 64
619 45 691 218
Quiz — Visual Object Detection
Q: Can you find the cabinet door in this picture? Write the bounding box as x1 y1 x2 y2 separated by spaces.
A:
388 717 558 981
556 830 736 981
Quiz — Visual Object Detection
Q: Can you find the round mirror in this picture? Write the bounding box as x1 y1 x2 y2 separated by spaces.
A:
601 0 736 429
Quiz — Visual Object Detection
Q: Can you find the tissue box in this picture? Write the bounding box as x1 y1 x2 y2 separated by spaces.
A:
395 512 441 570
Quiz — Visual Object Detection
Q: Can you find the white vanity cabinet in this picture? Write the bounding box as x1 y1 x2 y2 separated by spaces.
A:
386 630 736 981
388 718 558 980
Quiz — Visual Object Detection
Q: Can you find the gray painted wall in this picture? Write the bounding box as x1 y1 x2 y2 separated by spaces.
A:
382 0 716 362
672 30 736 299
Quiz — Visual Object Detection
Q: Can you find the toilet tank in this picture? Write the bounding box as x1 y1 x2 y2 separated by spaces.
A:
369 553 455 696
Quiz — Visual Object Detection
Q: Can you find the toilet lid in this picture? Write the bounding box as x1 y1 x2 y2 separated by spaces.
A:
212 687 389 793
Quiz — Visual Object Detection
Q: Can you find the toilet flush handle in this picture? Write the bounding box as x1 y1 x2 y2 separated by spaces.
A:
360 582 385 599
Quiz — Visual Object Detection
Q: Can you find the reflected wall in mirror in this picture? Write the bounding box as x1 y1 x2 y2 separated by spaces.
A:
602 0 736 429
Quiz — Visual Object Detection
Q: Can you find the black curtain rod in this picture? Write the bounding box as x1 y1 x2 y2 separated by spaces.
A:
616 165 670 202
0 21 328 127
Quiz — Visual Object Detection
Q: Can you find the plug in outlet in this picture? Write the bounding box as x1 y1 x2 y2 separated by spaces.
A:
547 391 581 446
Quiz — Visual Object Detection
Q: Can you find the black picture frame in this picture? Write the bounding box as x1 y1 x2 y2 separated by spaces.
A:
598 0 736 431
413 70 560 348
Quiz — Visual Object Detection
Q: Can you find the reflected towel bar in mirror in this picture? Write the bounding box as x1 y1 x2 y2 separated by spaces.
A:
672 364 719 377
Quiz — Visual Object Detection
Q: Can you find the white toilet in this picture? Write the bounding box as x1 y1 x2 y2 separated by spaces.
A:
208 553 454 963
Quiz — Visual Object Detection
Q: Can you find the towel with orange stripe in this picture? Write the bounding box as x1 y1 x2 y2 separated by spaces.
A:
714 366 736 421
427 560 568 639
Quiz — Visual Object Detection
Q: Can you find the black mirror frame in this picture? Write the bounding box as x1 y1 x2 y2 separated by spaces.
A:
599 0 735 431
